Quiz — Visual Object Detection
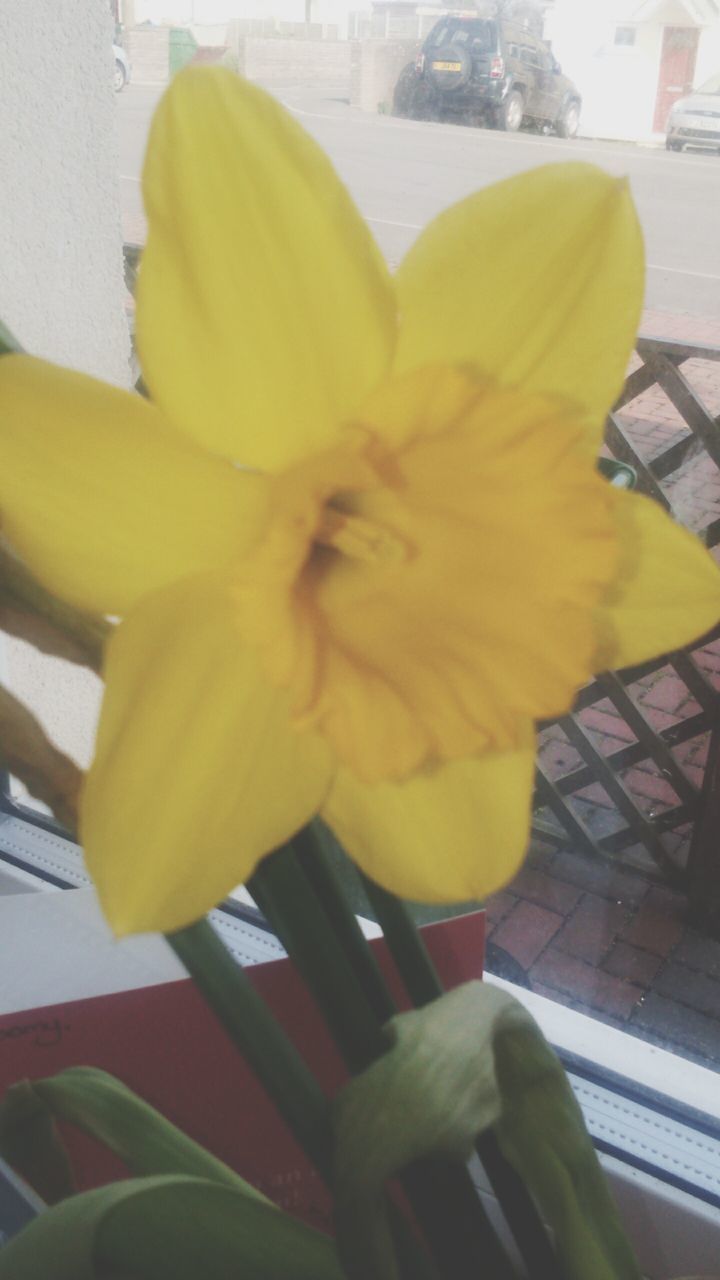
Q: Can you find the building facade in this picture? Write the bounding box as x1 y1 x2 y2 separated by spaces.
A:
544 0 720 140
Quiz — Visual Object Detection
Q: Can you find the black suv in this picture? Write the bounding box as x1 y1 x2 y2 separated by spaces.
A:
394 15 581 137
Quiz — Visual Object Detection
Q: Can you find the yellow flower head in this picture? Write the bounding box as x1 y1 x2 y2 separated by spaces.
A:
1 69 718 934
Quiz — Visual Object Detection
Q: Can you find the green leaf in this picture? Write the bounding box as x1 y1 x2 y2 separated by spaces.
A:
0 1174 347 1279
0 1067 266 1204
0 317 22 355
0 1078 76 1204
333 980 641 1280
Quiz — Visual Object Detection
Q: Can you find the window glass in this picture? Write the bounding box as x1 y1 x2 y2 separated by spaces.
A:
3 0 720 1092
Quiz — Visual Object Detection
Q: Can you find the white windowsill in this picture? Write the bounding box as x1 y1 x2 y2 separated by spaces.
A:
484 972 720 1126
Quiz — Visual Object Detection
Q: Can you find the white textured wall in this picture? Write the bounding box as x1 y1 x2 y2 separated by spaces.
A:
0 1 130 779
0 2 130 382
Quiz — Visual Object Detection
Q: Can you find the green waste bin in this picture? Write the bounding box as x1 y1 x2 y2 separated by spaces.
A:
169 27 198 77
597 458 637 489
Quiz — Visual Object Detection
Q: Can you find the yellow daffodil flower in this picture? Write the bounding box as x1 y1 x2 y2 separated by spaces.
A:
1 69 718 935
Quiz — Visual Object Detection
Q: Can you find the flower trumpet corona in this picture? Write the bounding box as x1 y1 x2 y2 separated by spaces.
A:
1 70 718 934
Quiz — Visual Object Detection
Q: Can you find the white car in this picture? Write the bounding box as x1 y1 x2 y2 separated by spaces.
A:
666 71 720 152
113 43 131 93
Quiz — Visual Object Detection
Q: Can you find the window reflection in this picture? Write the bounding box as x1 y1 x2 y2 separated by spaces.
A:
8 0 720 1077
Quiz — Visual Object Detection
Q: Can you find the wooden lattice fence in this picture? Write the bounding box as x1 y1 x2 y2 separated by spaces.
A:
533 336 720 931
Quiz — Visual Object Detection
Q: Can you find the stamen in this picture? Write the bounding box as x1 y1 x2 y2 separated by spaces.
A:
315 508 408 565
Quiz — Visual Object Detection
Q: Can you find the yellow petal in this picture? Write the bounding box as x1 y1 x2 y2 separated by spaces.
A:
80 575 333 934
322 733 535 904
394 164 643 434
602 490 720 669
137 68 395 471
0 354 267 616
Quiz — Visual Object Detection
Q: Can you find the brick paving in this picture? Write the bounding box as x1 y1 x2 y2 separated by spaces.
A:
618 309 720 541
486 841 720 1064
486 308 720 1071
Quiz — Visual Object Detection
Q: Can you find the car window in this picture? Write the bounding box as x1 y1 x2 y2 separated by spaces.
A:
427 24 451 48
430 20 494 52
523 40 549 70
697 71 720 94
464 22 494 52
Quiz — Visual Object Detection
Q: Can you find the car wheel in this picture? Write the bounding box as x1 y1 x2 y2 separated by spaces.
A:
556 101 580 138
494 90 524 132
665 137 682 151
114 59 127 92
392 63 438 121
392 63 417 117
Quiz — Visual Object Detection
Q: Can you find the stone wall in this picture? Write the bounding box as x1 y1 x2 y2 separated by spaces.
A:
238 36 352 86
350 38 420 113
124 28 425 106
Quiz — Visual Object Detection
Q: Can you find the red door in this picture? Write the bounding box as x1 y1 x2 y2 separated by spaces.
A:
653 26 699 132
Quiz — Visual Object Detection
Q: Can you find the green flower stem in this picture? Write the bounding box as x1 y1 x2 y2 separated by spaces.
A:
167 916 437 1280
294 823 396 1025
251 839 518 1280
360 873 565 1280
166 919 334 1178
248 847 388 1073
358 875 441 1008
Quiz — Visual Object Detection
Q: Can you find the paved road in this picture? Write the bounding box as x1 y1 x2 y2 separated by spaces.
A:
118 81 720 321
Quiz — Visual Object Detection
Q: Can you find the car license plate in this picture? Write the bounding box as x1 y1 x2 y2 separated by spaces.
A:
686 115 720 131
432 60 462 72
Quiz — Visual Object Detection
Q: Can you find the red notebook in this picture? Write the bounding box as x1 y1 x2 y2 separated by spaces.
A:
0 903 484 1232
